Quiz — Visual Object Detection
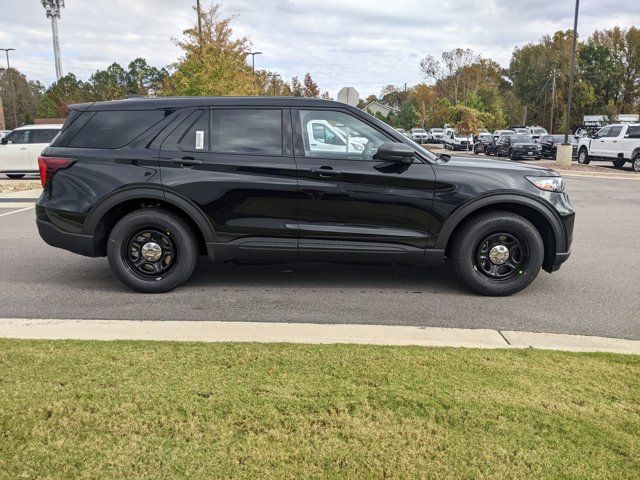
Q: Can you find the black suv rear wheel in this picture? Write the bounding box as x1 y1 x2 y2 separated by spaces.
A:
452 211 544 296
107 209 198 293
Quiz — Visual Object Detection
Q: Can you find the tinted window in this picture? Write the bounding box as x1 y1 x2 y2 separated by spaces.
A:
627 126 640 138
29 129 59 144
608 126 623 137
211 109 282 155
4 130 29 144
179 111 209 152
596 126 610 138
69 110 165 149
552 135 565 142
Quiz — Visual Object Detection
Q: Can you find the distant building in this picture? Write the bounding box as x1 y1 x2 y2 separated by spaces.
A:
583 114 639 126
362 101 398 117
337 87 359 107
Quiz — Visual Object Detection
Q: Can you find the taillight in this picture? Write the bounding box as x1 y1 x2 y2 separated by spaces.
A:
38 156 75 188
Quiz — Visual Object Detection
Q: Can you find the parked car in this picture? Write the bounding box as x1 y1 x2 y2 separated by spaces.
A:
539 135 578 159
514 128 530 135
577 123 640 171
36 96 574 296
307 119 366 153
495 134 542 160
527 126 548 142
443 128 472 151
409 128 428 143
0 124 62 179
473 133 495 154
428 128 445 143
491 129 516 141
395 128 408 137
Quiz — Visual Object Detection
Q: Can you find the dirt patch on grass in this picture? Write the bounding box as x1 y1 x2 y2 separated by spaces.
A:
0 180 41 194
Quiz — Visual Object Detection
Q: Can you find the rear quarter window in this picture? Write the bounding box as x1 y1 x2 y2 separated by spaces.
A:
68 110 166 149
626 126 640 139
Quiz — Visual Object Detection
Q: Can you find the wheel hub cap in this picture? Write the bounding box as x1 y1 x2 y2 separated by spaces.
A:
141 242 162 261
489 245 510 265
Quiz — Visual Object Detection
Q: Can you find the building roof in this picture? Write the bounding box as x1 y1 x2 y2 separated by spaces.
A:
362 101 399 113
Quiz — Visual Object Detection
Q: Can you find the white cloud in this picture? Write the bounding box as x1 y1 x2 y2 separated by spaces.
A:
0 0 638 98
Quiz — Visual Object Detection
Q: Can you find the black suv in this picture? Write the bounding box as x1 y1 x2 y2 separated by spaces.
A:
495 134 542 160
36 97 574 296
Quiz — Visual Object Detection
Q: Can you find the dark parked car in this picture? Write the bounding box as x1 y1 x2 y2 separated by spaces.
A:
473 133 495 155
36 97 574 296
495 134 542 160
539 135 578 159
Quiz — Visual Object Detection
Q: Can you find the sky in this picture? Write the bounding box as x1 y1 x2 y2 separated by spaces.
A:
0 0 638 98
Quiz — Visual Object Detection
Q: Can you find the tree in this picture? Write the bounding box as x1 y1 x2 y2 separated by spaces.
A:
290 76 303 96
89 63 130 100
37 73 89 118
162 3 256 96
126 58 166 95
0 67 44 128
302 73 319 97
420 48 480 104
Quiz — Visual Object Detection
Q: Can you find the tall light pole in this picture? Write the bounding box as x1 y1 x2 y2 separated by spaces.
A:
246 52 262 75
41 0 65 81
0 48 18 128
557 0 580 167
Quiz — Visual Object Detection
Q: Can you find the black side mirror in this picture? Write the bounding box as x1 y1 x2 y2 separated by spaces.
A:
375 142 414 164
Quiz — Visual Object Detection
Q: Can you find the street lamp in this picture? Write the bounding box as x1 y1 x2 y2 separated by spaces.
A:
557 0 580 167
41 1 65 81
0 48 18 128
268 73 280 96
246 51 262 75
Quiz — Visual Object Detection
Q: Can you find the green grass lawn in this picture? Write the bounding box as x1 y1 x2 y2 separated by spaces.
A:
0 340 638 479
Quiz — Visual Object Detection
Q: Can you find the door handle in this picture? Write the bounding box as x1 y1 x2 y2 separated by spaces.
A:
311 167 340 177
173 157 203 167
612 140 618 143
19 147 28 150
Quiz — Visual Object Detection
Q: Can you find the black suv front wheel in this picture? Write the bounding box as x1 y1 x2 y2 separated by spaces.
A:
107 209 198 293
452 211 544 296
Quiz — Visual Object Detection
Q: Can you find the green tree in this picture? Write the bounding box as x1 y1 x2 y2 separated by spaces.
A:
0 67 44 128
36 73 89 118
162 3 256 96
290 76 303 96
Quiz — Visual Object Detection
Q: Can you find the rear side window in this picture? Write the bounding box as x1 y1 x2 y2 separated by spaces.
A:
607 126 623 137
29 129 59 144
627 126 640 138
69 110 165 149
211 109 282 155
179 111 210 152
4 129 30 144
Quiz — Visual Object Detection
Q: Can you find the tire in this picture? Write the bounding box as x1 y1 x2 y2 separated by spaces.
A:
509 150 519 161
474 145 479 155
578 147 590 165
6 174 25 179
552 147 557 160
107 208 198 293
452 211 544 296
612 158 625 169
633 154 640 173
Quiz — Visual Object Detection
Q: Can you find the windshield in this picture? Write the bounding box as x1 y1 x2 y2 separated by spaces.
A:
509 135 533 142
431 128 444 133
413 129 425 133
533 128 547 134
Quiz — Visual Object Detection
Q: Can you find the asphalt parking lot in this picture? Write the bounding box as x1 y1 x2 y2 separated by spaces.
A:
0 174 638 340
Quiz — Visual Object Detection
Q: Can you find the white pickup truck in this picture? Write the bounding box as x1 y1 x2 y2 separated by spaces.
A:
576 123 640 172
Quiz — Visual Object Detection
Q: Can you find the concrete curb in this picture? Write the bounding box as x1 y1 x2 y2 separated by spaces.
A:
1 319 638 355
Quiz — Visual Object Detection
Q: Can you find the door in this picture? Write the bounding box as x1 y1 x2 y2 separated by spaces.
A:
590 126 610 156
0 129 30 172
28 128 60 170
602 125 623 158
159 107 299 262
622 125 640 159
292 108 436 263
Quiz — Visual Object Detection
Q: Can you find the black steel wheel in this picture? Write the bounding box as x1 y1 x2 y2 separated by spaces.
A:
107 208 198 293
452 211 544 296
474 232 527 281
124 228 177 278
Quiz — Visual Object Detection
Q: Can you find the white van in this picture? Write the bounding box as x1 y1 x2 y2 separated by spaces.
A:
306 119 366 154
0 124 63 178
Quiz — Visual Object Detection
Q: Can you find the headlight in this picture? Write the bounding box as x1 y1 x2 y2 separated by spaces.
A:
526 176 565 192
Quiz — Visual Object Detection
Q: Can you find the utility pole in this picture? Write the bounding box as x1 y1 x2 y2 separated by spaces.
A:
196 0 202 44
41 1 64 81
557 0 580 167
0 48 18 128
549 69 556 133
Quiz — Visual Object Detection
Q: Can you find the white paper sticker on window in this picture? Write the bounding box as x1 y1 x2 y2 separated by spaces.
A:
195 131 204 150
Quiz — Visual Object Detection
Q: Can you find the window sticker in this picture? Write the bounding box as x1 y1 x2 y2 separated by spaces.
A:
195 131 204 150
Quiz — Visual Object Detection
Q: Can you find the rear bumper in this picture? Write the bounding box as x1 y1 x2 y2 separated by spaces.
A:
36 209 99 257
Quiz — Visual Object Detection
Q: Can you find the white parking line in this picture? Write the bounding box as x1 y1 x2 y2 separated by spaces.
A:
0 206 35 217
